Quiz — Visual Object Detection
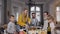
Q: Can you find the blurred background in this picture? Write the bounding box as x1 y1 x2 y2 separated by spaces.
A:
0 0 60 29
0 0 60 34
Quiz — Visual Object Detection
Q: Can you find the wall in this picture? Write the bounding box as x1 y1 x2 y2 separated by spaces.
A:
35 0 51 12
0 6 1 26
0 0 58 25
9 0 53 16
0 0 28 25
35 2 46 12
49 0 60 17
0 0 4 26
7 0 28 22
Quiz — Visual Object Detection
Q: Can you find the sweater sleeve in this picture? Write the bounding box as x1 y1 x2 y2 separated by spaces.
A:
17 15 26 26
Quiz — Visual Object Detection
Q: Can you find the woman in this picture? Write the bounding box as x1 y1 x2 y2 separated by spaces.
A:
48 16 55 34
17 8 31 34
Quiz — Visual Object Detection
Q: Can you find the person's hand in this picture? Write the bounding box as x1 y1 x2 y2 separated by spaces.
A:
26 25 28 27
23 25 25 27
28 21 31 25
25 25 29 28
14 32 17 34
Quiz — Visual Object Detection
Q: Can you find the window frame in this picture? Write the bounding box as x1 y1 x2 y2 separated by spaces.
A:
28 4 44 25
56 6 60 22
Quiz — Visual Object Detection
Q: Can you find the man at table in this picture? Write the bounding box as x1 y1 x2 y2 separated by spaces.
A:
30 13 39 26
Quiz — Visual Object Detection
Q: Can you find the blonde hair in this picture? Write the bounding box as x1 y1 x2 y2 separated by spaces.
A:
47 15 56 24
48 16 54 20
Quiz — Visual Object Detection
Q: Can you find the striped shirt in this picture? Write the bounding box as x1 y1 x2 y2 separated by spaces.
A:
7 22 16 33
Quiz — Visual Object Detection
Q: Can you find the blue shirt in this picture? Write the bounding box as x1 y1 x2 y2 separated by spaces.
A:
30 18 38 26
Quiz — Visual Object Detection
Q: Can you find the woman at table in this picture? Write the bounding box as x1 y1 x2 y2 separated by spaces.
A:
48 16 55 34
17 8 31 29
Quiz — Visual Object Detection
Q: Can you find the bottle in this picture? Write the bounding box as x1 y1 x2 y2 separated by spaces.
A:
47 23 51 34
4 30 7 34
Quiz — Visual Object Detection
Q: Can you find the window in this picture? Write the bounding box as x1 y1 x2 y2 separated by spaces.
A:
30 6 41 22
36 12 41 21
13 7 18 21
16 12 19 21
30 6 35 11
56 7 60 22
36 6 40 11
30 6 40 11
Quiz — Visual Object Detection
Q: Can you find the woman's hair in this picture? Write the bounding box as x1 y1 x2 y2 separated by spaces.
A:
48 16 54 21
47 15 56 24
23 8 28 11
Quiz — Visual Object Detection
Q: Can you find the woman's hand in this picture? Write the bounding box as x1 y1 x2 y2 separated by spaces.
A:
14 32 18 34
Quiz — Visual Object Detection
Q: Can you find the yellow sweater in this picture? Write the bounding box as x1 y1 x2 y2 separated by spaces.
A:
17 14 31 26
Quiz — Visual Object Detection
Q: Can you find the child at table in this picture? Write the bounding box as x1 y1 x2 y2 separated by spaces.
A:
7 15 16 34
48 16 55 34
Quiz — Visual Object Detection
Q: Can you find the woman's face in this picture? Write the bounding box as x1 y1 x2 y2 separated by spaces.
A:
24 10 28 15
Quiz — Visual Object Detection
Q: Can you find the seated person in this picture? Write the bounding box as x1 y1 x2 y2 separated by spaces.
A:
7 15 16 34
17 8 31 31
48 16 55 34
30 13 39 26
43 11 49 30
